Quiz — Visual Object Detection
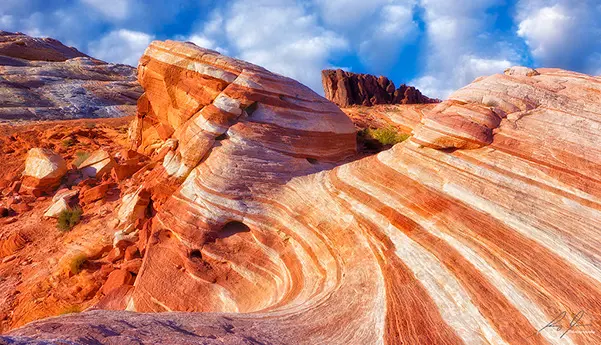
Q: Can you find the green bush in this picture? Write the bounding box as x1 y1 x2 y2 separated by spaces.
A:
62 138 75 147
360 126 410 146
68 253 87 275
57 208 83 232
72 151 90 168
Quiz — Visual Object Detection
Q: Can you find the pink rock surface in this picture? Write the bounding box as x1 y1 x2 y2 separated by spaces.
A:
4 55 601 345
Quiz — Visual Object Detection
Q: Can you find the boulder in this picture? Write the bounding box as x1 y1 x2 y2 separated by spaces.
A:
43 198 70 218
10 203 32 213
19 148 67 196
44 189 79 218
120 258 142 275
78 149 115 179
80 183 109 205
111 161 143 181
124 246 140 261
101 269 134 295
96 285 134 310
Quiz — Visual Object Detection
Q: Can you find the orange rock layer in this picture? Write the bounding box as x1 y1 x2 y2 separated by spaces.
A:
4 46 601 345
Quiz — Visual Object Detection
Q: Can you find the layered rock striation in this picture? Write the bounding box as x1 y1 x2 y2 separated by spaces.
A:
0 31 142 121
322 68 439 107
3 44 601 345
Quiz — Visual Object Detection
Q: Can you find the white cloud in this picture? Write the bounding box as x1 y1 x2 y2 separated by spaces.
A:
313 0 418 72
411 0 518 99
81 0 131 20
414 56 511 98
0 15 14 29
189 0 349 93
517 5 571 60
174 33 229 55
88 29 154 66
516 1 601 74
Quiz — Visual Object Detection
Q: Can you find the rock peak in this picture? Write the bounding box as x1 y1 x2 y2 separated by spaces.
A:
322 68 439 107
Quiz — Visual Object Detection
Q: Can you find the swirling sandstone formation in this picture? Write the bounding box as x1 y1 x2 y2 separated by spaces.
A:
0 31 142 121
322 68 439 107
3 44 601 345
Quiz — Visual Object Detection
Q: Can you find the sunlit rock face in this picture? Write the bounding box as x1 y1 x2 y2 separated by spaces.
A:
5 51 601 345
0 31 142 121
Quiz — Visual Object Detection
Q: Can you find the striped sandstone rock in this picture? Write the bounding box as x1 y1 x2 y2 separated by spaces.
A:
5 49 601 345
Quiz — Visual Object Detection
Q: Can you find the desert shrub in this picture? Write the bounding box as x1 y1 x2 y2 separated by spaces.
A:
62 137 75 147
72 151 90 167
361 127 410 146
68 253 87 275
84 122 96 129
57 207 83 232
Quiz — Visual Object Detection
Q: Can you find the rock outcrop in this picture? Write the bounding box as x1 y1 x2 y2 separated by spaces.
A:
0 31 142 121
322 68 439 107
3 45 601 345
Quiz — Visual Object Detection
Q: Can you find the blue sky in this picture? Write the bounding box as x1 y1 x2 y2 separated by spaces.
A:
2 0 600 98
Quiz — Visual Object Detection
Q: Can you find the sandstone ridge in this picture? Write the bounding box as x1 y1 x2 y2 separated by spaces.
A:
0 31 142 121
3 43 601 345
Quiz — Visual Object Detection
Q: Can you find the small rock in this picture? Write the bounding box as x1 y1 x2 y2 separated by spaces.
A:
2 255 16 263
80 183 109 205
79 149 115 179
101 269 134 295
106 247 124 263
120 258 142 274
10 203 32 214
124 245 140 261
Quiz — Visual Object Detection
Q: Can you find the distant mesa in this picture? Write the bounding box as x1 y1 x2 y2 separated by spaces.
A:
322 69 440 107
0 31 142 121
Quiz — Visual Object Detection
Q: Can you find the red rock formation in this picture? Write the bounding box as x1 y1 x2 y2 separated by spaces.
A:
3 48 601 345
0 31 142 121
322 68 439 107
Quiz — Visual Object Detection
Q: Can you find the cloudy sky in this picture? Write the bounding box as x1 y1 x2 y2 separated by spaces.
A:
2 0 600 98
